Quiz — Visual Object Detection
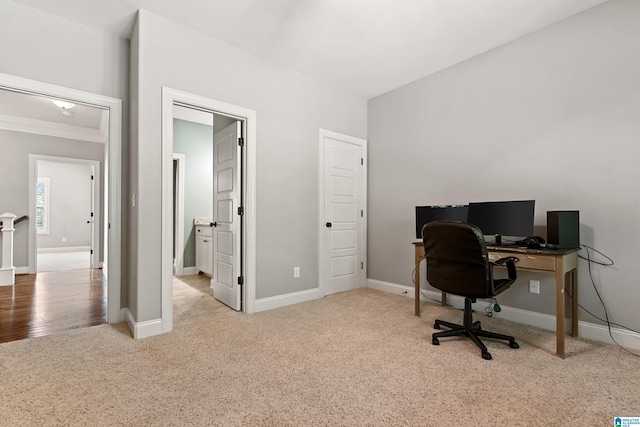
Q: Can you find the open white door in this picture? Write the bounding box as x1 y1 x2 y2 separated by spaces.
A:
320 129 367 296
211 121 243 311
89 168 95 269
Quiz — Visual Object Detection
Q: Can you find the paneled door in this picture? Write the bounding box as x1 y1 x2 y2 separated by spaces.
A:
212 121 243 311
320 129 367 296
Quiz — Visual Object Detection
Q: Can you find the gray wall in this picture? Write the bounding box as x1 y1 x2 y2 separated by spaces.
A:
37 161 93 250
367 0 640 329
173 118 214 267
130 10 367 322
0 130 104 267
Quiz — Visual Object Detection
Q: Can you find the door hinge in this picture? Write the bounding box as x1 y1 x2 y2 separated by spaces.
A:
238 276 244 285
90 249 94 255
237 206 244 215
238 137 244 146
361 262 364 269
91 212 94 217
361 210 363 217
91 175 94 180
361 158 363 165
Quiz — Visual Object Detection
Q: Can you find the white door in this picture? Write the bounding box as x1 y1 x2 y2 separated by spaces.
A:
320 130 367 296
212 121 243 311
89 167 95 269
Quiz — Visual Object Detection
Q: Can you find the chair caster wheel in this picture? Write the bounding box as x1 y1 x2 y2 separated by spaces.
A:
432 337 440 345
482 351 492 360
433 323 441 330
509 341 520 349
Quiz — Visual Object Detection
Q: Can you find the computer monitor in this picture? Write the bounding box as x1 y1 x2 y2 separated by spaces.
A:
415 205 469 239
467 200 535 244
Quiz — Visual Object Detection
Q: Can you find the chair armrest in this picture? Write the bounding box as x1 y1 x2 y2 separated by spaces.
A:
492 256 518 281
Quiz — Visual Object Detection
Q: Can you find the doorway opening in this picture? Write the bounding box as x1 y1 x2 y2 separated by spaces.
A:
0 72 122 327
31 156 100 273
161 87 257 334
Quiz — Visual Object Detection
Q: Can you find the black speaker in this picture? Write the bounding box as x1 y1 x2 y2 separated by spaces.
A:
547 211 580 249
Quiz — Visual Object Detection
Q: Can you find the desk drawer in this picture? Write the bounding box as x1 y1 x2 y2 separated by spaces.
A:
488 252 555 271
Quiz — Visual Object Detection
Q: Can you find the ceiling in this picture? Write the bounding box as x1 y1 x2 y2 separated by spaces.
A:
0 88 108 143
2 0 609 140
13 0 608 99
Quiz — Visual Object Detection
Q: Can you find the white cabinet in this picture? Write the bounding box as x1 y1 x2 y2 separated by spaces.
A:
195 226 213 276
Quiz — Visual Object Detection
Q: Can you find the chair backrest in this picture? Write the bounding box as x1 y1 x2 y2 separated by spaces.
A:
421 221 493 298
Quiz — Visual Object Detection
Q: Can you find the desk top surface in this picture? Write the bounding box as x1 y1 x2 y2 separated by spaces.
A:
413 241 579 256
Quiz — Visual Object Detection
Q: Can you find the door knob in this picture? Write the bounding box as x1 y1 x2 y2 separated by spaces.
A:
211 222 217 227
326 222 332 228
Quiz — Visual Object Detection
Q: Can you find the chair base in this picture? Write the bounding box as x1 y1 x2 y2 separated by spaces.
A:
432 298 519 360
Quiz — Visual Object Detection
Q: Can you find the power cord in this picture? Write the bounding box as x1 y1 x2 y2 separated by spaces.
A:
412 268 446 304
576 244 639 357
413 268 502 313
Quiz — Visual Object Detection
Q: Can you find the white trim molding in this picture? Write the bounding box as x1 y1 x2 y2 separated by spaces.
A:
254 288 323 313
0 113 108 143
367 278 640 351
123 308 163 339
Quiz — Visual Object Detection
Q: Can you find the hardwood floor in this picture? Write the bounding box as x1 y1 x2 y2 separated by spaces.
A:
0 269 106 344
0 271 230 344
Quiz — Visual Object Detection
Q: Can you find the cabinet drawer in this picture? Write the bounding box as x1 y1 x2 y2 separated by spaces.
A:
488 252 555 271
195 226 213 238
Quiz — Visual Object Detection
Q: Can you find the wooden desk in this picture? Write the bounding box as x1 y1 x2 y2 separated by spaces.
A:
413 242 579 358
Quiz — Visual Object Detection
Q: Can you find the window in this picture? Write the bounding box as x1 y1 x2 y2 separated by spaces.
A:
36 177 50 235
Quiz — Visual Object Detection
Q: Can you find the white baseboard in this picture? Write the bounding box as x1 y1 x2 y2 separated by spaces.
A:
177 267 199 276
37 246 90 253
367 278 640 350
254 287 323 313
15 266 29 274
122 307 163 339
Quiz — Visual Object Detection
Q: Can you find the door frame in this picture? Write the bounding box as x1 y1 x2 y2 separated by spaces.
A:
161 87 257 332
30 156 101 271
172 153 186 276
0 72 122 323
318 128 368 296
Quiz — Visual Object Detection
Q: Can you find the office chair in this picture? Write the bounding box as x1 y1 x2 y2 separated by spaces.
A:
422 221 520 360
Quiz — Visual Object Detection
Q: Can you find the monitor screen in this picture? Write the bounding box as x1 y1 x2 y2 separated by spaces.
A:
467 200 535 239
415 205 469 239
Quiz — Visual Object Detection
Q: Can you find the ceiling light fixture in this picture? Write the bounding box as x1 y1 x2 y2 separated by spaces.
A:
51 99 76 110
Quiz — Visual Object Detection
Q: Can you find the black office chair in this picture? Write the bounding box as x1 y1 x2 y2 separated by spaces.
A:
422 221 520 360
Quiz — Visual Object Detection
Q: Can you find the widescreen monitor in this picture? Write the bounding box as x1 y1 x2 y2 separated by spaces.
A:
467 200 535 243
415 205 469 239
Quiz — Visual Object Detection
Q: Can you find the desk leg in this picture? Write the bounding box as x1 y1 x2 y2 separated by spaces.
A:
415 256 421 317
555 260 566 358
570 268 578 337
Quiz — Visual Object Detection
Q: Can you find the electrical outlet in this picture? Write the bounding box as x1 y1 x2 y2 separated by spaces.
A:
294 267 300 278
529 279 540 294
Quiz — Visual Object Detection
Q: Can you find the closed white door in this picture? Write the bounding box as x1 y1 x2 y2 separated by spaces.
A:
320 130 367 296
212 121 243 311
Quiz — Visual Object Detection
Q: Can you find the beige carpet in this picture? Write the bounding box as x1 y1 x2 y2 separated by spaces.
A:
0 288 637 426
